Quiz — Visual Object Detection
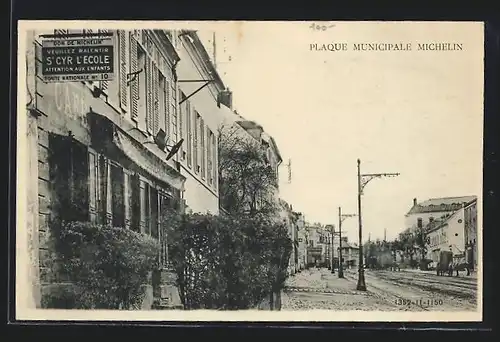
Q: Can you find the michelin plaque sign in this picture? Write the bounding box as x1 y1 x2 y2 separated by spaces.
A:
41 33 115 83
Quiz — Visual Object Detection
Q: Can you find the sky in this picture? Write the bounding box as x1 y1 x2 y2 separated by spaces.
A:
198 22 484 243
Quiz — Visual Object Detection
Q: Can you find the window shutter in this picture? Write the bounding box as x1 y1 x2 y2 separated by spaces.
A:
200 118 205 178
98 29 109 91
179 93 184 157
146 59 154 134
119 30 128 111
152 65 159 134
165 81 171 141
129 34 139 120
88 150 98 222
186 101 192 167
100 80 109 91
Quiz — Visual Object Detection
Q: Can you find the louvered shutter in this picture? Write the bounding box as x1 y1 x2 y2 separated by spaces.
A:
98 29 109 91
119 30 128 111
88 150 98 222
129 33 139 120
146 59 153 134
152 64 159 134
165 81 171 141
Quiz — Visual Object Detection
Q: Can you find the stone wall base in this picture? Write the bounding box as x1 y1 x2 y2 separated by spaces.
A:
152 268 183 310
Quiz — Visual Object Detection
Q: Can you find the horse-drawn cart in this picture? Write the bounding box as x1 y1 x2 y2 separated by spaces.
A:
436 250 471 277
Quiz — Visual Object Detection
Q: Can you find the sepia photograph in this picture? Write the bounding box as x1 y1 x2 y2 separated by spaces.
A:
16 20 484 322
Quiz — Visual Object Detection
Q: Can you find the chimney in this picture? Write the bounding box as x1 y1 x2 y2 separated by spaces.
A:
413 198 417 206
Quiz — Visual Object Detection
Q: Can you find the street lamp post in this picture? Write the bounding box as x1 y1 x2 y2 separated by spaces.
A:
330 225 335 274
338 207 356 278
356 158 400 291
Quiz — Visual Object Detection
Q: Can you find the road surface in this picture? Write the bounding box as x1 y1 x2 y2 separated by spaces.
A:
281 267 478 311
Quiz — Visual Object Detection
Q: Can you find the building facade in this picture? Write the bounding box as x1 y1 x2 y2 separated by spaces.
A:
339 237 359 269
464 198 478 270
295 213 306 271
426 207 467 263
404 196 477 234
175 30 229 215
24 29 229 309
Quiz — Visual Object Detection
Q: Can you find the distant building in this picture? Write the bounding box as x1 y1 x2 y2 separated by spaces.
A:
296 213 306 271
426 206 467 263
464 198 478 270
404 196 477 234
339 237 359 269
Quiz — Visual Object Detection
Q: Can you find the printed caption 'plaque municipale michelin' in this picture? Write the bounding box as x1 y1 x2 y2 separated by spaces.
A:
16 20 484 322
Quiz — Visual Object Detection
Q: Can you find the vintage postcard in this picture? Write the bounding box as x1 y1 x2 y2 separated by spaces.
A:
16 20 484 322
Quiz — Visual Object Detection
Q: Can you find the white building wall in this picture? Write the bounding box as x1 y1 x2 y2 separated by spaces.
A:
405 210 453 233
175 33 225 215
426 208 466 262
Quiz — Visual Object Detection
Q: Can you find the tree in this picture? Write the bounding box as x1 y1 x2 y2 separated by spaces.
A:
414 227 430 261
218 124 278 216
164 210 292 310
398 230 416 263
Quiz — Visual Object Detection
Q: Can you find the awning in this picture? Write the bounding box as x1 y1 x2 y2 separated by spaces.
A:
113 129 185 191
87 111 186 192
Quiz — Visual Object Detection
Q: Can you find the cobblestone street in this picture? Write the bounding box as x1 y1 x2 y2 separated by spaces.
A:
281 267 478 311
282 268 397 311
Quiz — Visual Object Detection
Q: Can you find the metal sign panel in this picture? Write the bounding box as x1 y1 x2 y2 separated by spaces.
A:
41 34 115 83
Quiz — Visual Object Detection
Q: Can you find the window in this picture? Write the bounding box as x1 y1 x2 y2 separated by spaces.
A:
207 129 214 185
194 111 200 174
186 98 192 168
200 118 206 179
212 133 217 189
149 186 159 239
88 150 99 222
179 92 185 160
158 72 167 138
129 173 141 232
417 218 423 229
48 134 89 222
110 164 125 227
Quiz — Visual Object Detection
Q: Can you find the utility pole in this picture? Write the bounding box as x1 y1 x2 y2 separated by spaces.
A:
330 225 335 274
338 207 356 278
356 158 400 291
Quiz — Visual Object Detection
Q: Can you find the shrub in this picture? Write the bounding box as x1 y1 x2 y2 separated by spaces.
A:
165 210 292 310
47 221 159 309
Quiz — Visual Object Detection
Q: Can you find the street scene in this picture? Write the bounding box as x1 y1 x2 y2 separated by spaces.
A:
283 267 477 312
18 22 482 318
